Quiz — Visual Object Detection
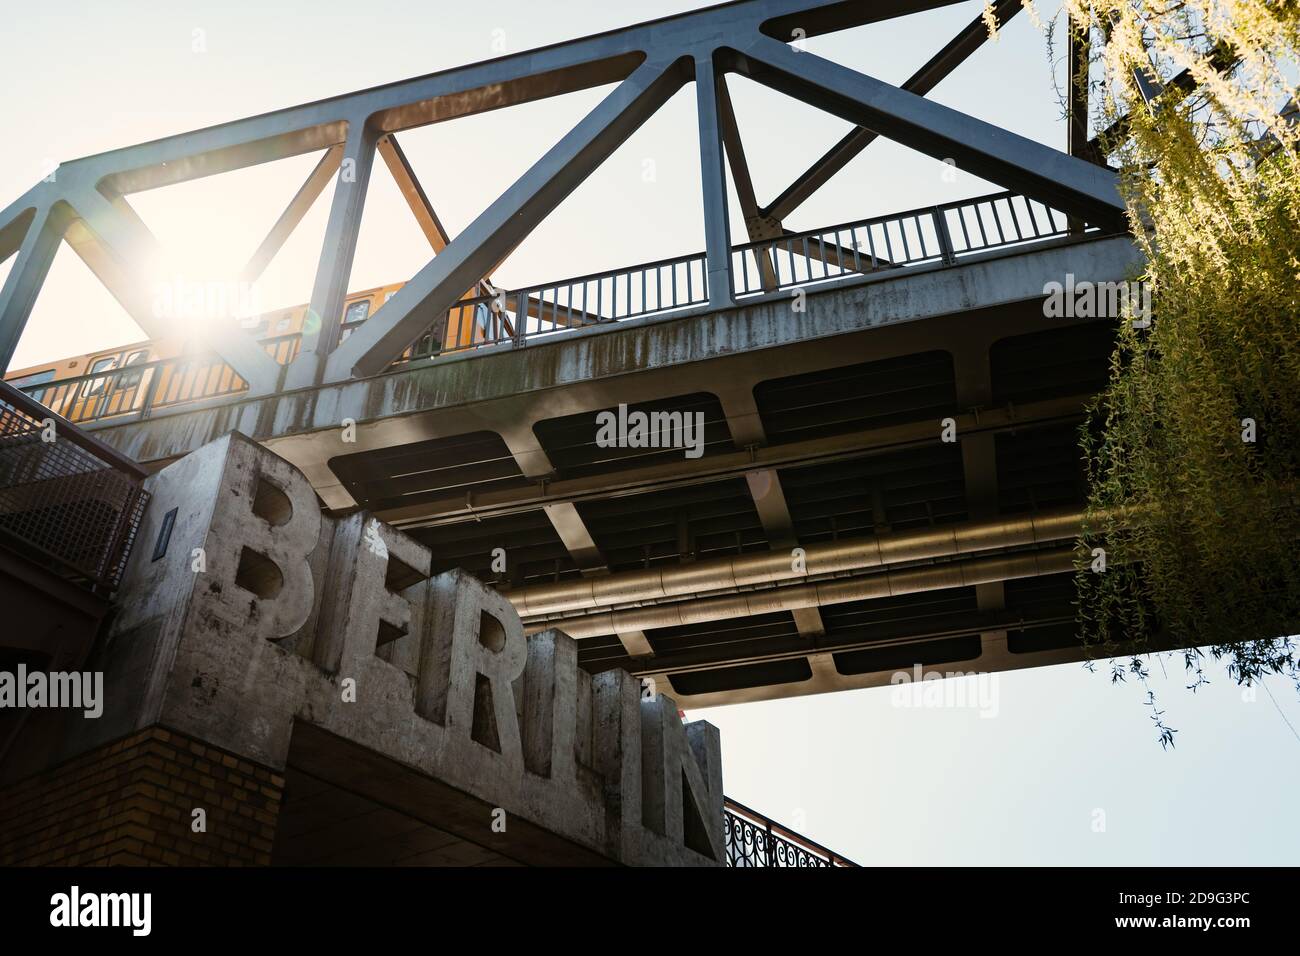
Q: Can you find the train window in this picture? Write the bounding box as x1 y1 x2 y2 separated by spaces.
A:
82 356 118 397
118 350 150 389
8 369 55 390
344 300 370 325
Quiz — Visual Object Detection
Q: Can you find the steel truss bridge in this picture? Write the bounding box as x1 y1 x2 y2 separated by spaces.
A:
1 0 1155 709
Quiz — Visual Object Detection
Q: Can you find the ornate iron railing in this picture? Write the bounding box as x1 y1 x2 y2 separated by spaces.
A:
0 380 149 594
14 192 1101 425
723 797 857 867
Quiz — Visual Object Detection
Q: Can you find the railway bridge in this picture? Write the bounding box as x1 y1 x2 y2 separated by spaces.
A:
0 0 1148 865
0 0 1141 709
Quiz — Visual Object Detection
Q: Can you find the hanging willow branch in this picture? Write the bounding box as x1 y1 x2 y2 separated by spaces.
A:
1019 0 1300 692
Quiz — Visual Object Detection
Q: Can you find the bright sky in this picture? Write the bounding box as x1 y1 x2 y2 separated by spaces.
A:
3 0 1297 863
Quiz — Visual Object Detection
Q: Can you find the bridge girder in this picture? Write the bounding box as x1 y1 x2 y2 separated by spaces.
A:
0 0 1122 391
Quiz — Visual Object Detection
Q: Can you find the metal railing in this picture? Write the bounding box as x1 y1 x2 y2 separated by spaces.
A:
16 333 301 427
394 250 711 363
723 797 857 867
14 192 1099 424
0 380 150 594
731 190 1077 297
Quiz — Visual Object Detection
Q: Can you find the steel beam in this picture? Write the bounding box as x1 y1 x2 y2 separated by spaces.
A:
329 57 691 379
377 134 452 253
287 118 381 388
0 205 67 372
377 132 507 347
491 419 655 659
625 605 1079 689
377 394 1091 530
240 146 345 285
762 0 1024 223
717 388 825 636
1089 43 1240 155
716 77 780 291
3 0 1101 391
62 187 282 394
730 36 1127 230
1066 14 1091 162
24 2 963 197
695 54 737 309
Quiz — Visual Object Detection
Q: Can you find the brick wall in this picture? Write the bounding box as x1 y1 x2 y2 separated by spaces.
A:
0 726 283 866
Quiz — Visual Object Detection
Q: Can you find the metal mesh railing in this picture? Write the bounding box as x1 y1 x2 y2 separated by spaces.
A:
723 798 857 867
0 381 149 593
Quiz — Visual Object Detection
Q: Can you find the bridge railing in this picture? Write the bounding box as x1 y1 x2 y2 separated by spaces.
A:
15 332 302 427
0 380 150 594
731 190 1076 297
723 797 857 867
15 192 1097 423
392 249 711 364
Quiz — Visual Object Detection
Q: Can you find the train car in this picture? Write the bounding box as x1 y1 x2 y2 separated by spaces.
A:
1 280 470 423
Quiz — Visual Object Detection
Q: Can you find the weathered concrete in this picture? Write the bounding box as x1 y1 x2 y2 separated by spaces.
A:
9 432 723 866
82 235 1140 507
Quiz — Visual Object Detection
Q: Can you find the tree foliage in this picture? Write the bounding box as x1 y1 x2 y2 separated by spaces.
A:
1020 0 1300 705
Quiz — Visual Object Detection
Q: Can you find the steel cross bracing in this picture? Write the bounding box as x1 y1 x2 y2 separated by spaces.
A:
0 0 1122 397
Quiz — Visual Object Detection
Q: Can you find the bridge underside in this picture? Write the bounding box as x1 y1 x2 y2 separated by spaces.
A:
78 234 1143 708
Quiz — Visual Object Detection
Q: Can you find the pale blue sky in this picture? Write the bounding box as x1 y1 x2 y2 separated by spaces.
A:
2 0 1297 864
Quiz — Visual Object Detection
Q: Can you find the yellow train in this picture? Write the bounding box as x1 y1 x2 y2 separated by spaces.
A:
4 280 504 423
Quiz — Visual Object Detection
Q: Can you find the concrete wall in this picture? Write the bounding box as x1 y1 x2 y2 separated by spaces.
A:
7 432 723 866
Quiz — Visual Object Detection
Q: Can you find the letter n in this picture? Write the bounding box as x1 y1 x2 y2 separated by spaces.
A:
640 695 724 861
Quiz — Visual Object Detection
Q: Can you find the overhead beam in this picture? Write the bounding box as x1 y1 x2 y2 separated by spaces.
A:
1088 43 1240 155
329 57 691 380
716 76 780 291
761 0 1024 223
1066 13 1092 163
377 132 509 348
492 420 655 659
240 145 345 285
621 606 1077 678
719 389 824 636
0 205 67 373
62 187 282 393
377 394 1092 530
695 54 737 309
287 118 381 388
377 133 452 253
730 36 1127 230
26 1 963 202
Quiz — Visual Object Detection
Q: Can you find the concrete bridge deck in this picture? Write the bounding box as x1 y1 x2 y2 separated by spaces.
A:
65 231 1142 709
